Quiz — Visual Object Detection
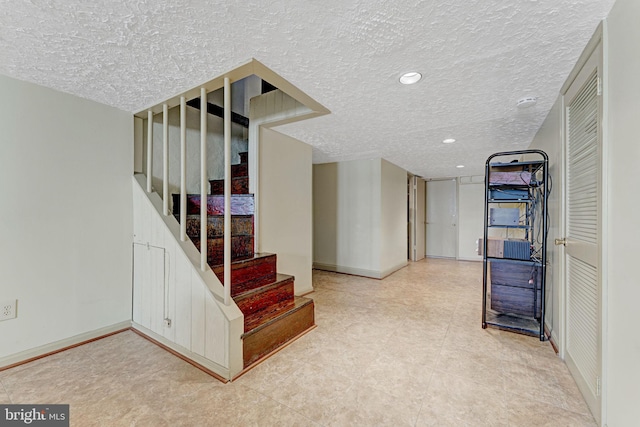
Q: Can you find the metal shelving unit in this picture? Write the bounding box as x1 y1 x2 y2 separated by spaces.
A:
481 150 549 340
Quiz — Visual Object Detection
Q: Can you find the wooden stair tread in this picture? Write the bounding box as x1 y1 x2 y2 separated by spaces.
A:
172 194 254 216
234 274 294 317
212 253 277 296
234 273 294 301
176 214 254 238
242 296 314 337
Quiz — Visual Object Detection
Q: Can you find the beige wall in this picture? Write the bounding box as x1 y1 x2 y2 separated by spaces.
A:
0 74 133 363
313 158 406 279
604 0 640 423
258 127 314 294
528 97 563 343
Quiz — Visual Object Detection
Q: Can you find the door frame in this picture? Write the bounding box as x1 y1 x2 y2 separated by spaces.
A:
425 177 459 259
408 175 426 261
559 23 607 425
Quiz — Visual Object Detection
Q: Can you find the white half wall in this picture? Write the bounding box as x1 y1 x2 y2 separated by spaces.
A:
458 176 485 261
258 127 313 294
313 158 407 279
380 159 408 276
603 0 640 423
0 74 133 363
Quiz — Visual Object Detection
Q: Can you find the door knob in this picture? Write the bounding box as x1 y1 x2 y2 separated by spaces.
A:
555 238 566 246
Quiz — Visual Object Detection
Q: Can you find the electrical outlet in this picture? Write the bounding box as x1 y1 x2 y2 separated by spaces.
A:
0 300 17 321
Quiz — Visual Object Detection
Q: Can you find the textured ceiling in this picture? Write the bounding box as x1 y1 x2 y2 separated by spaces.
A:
0 0 615 178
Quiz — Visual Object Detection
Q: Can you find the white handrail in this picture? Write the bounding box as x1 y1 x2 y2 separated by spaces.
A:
224 77 231 306
200 88 208 272
146 110 153 193
180 96 187 241
162 104 169 216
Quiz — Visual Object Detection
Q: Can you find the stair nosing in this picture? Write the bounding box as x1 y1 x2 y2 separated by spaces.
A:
241 297 314 339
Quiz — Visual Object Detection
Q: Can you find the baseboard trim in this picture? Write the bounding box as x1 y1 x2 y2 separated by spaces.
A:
130 322 230 382
544 324 559 354
313 262 406 279
0 321 132 372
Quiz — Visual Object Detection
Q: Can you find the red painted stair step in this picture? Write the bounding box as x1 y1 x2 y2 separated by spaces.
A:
242 297 315 367
210 176 249 195
212 253 277 296
234 274 294 319
194 235 254 265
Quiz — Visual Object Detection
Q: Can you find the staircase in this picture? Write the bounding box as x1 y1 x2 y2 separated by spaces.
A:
172 152 315 368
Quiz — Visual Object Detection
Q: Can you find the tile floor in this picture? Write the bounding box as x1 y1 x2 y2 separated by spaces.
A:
0 259 596 426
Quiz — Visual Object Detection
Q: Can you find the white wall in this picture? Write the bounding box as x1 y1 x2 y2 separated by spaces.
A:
258 127 314 294
528 97 563 343
380 159 408 276
0 75 133 363
458 177 485 261
604 0 640 423
313 158 407 279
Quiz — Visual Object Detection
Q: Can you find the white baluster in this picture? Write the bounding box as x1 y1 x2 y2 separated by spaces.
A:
224 78 231 306
146 110 153 193
200 88 208 272
180 97 187 241
162 103 169 216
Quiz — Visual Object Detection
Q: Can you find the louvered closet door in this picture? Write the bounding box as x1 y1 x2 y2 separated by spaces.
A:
564 40 602 423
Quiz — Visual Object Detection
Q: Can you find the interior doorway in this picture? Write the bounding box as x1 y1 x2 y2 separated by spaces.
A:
561 38 603 424
426 178 457 258
408 176 426 261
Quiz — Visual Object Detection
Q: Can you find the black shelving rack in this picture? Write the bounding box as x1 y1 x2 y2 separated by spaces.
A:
481 150 549 340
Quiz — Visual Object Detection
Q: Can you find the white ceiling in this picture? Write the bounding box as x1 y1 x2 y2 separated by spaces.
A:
0 0 615 178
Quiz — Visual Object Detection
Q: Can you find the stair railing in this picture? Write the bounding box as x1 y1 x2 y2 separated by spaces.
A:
144 80 234 306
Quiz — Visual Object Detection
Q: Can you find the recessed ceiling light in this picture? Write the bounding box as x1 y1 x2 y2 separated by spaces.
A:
399 72 422 85
442 138 456 144
456 165 465 168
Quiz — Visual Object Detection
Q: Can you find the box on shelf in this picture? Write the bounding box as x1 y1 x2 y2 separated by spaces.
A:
489 208 520 226
478 238 504 258
489 188 529 200
489 171 532 186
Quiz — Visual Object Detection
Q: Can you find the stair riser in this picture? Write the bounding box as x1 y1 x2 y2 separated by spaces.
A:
243 302 315 367
172 194 254 216
231 162 248 178
194 236 254 264
235 279 294 317
210 176 248 195
184 215 253 239
213 255 277 296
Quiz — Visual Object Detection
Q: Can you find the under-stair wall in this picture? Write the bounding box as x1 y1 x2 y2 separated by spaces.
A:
132 174 244 380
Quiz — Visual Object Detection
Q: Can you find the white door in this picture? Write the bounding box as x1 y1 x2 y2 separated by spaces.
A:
426 179 457 258
562 40 602 423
